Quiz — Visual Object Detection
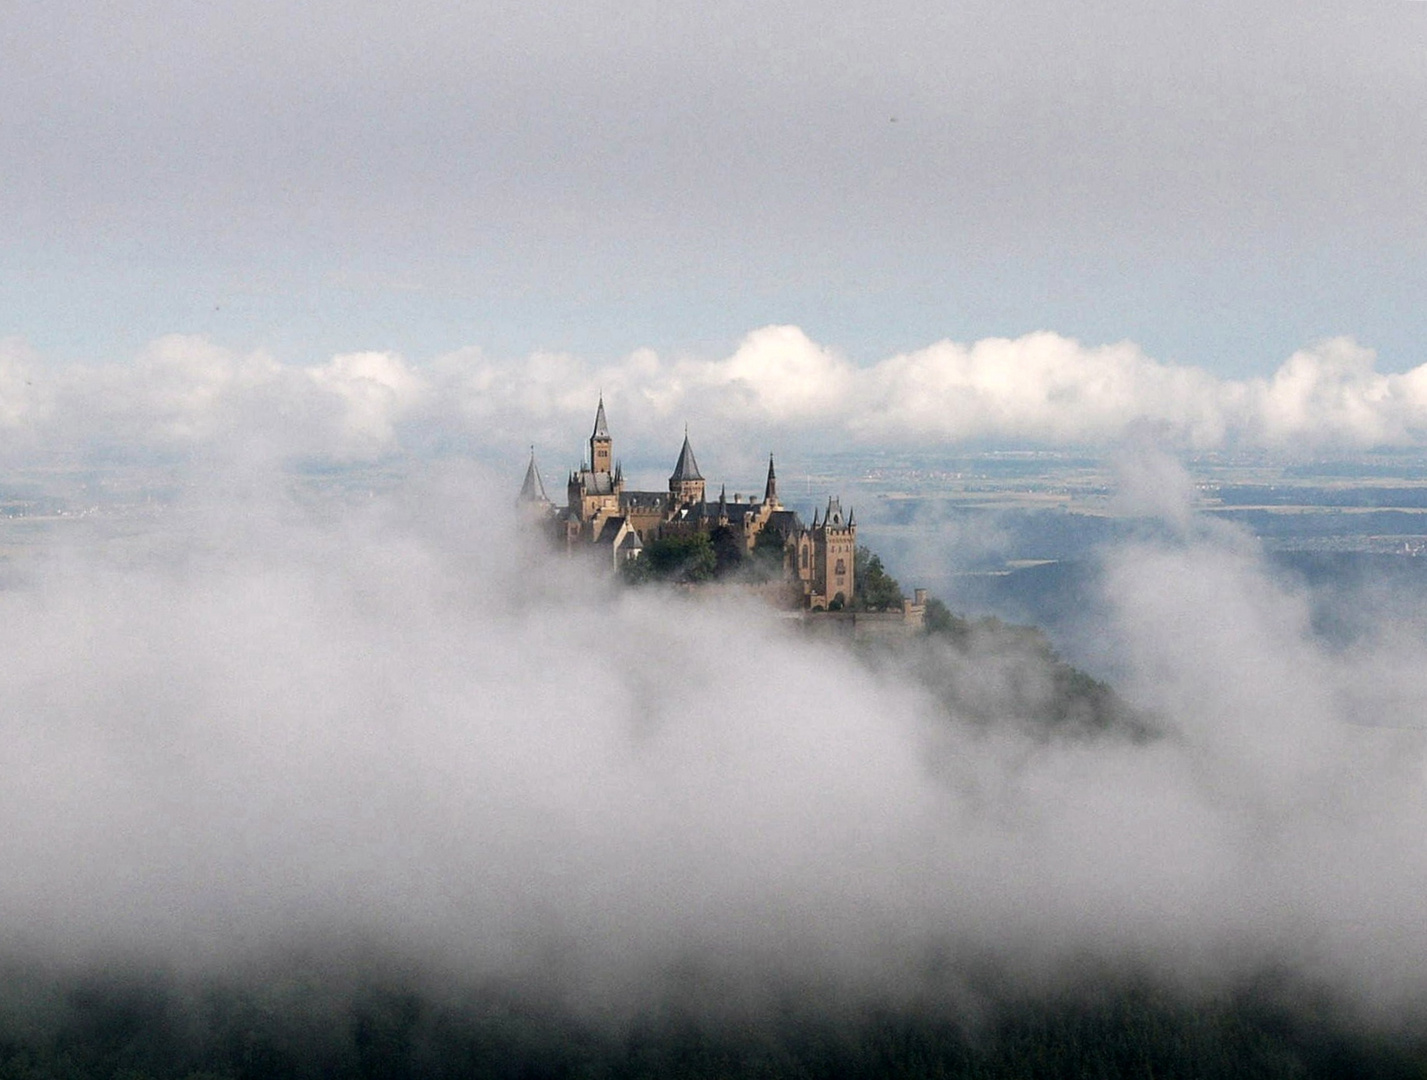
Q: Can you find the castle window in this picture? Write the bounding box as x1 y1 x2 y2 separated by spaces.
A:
835 558 846 576
801 547 808 569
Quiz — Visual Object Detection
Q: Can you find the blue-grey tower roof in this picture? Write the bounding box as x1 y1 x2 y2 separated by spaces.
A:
518 448 549 503
670 431 702 482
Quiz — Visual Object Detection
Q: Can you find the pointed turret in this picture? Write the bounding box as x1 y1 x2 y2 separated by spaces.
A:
668 428 705 506
763 454 779 506
670 430 702 482
517 447 552 511
590 397 613 474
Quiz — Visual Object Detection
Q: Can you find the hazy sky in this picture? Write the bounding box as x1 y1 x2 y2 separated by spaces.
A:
4 0 1425 373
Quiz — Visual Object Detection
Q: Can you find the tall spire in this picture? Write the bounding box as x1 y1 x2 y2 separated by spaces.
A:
592 395 610 439
589 395 613 474
763 454 778 505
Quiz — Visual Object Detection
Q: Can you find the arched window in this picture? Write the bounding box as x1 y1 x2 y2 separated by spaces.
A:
835 558 846 576
800 546 809 568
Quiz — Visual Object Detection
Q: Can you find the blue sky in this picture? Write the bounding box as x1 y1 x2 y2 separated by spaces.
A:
3 0 1425 377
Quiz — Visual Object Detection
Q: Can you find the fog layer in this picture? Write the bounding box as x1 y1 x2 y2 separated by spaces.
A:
1 457 1425 1017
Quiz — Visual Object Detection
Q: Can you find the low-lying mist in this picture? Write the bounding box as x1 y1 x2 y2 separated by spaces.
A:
2 454 1426 1033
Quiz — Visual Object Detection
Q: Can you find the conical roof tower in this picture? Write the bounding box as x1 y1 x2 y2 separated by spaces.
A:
670 430 702 482
517 447 551 509
668 427 706 506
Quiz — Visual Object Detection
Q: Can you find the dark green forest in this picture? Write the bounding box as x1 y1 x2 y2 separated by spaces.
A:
2 966 1426 1079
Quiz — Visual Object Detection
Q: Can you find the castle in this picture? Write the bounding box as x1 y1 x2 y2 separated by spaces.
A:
518 398 857 610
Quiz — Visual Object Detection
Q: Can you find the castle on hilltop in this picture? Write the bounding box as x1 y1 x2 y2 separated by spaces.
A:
518 397 857 610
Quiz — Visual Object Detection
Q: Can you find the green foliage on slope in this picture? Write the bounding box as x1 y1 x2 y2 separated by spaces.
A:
910 601 1154 741
850 553 1152 741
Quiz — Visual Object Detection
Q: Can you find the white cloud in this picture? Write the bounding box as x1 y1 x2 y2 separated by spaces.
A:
9 327 1427 469
431 329 1427 460
699 325 856 423
308 350 426 450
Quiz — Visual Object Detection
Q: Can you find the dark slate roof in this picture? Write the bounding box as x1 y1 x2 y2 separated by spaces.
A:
593 516 628 545
670 433 702 482
764 455 778 503
765 509 803 535
621 490 669 511
579 470 617 495
592 397 610 439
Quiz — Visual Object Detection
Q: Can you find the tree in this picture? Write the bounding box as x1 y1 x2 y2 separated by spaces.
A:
709 525 745 579
922 596 968 640
626 533 717 584
853 546 903 611
748 527 789 583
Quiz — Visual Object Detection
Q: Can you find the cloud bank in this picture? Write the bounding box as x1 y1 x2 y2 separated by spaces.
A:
6 329 1427 472
2 455 1427 1019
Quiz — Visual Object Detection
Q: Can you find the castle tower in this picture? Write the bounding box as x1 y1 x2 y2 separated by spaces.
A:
590 396 613 475
567 397 622 526
816 496 855 607
669 429 705 507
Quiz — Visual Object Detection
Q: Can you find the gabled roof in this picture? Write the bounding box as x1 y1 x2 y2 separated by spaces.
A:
670 432 703 482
